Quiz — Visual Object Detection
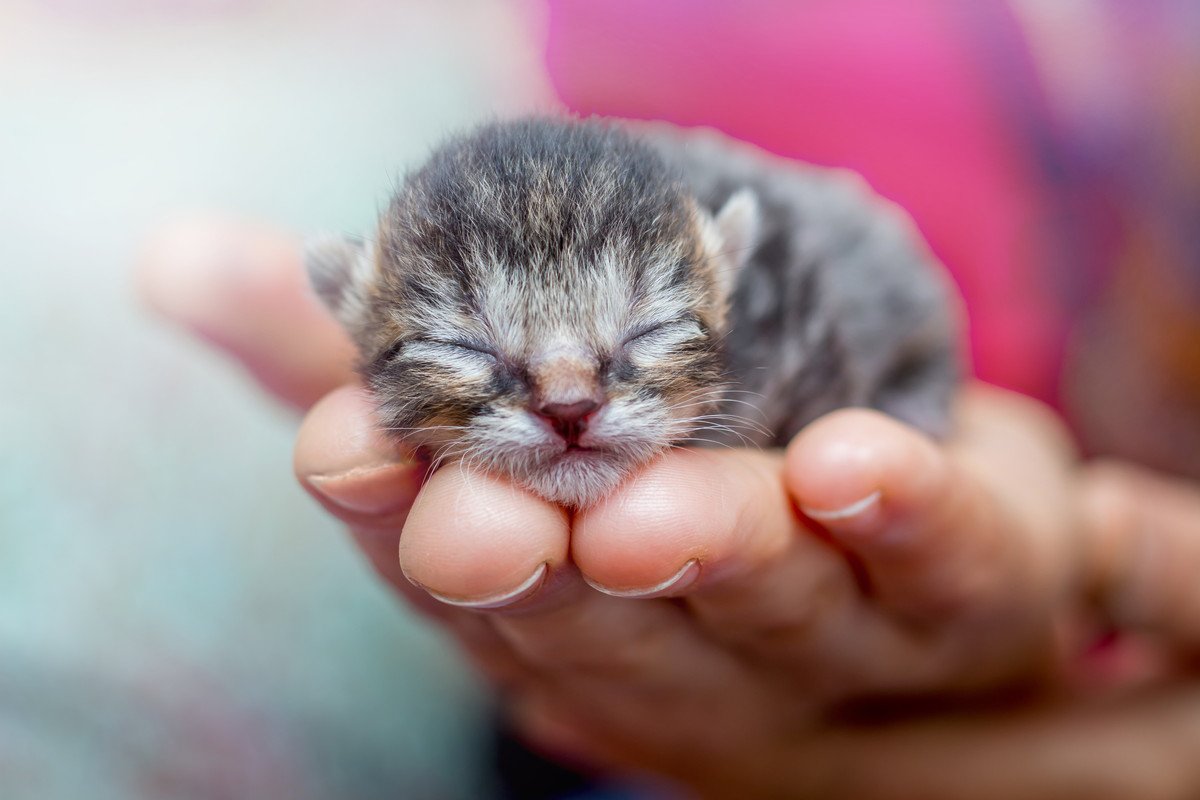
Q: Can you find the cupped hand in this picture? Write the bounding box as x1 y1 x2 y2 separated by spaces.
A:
141 220 1200 800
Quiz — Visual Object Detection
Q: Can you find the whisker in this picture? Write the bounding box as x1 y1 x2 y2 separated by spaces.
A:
678 419 756 447
379 425 468 433
671 437 738 450
677 413 772 438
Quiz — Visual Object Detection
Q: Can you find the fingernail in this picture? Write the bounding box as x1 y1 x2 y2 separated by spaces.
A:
803 490 881 521
584 559 700 599
307 463 419 516
420 562 550 609
801 490 883 534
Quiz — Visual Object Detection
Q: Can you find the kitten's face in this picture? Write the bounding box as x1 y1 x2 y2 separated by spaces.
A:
305 119 758 506
357 212 740 507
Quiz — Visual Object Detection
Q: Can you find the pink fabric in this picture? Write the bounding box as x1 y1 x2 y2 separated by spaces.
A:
544 0 1066 403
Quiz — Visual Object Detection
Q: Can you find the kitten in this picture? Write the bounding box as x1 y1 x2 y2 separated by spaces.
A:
306 117 962 507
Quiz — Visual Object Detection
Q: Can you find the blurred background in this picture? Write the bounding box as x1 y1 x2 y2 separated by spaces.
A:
0 2 552 798
2 1 1200 798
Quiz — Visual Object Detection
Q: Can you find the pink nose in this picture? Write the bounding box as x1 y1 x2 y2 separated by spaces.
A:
537 399 600 443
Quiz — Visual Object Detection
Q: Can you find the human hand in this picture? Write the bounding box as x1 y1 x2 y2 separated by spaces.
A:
141 220 1200 800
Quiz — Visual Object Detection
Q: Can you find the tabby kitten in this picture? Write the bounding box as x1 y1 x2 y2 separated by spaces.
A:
306 118 960 506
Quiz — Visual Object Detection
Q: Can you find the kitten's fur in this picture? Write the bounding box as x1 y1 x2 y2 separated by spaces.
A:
307 118 961 506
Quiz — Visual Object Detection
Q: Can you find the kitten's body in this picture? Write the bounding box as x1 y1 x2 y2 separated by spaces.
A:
307 118 961 506
648 126 961 443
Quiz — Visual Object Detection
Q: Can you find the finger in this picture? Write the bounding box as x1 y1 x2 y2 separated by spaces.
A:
293 385 436 603
139 216 356 409
293 385 532 684
573 449 874 687
293 385 753 723
397 463 572 611
783 390 1073 626
1081 461 1200 654
397 461 708 677
399 459 768 740
574 448 999 701
574 448 821 593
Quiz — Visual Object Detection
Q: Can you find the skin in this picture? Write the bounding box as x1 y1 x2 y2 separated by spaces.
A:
141 218 1200 800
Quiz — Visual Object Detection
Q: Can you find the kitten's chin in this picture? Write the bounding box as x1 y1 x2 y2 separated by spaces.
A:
518 448 644 508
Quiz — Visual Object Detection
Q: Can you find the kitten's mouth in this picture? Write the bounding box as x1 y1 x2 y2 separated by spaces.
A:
557 443 602 459
549 441 615 465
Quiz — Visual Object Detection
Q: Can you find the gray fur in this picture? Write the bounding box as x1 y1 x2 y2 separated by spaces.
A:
645 124 963 442
302 234 371 330
305 117 962 505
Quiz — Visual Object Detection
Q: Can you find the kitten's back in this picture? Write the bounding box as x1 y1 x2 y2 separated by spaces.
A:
645 125 962 441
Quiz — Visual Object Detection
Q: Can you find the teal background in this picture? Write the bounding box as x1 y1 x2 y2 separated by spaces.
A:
0 2 552 797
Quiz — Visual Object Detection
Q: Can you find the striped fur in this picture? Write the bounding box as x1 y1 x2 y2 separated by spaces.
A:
306 117 961 506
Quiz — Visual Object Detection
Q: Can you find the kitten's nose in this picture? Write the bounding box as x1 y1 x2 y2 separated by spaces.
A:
540 399 598 426
537 399 600 443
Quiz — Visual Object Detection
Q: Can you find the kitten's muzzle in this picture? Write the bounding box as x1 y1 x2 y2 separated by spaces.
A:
536 399 601 445
528 345 605 446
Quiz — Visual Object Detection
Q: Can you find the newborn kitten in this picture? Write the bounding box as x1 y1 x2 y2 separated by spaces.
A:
306 117 961 507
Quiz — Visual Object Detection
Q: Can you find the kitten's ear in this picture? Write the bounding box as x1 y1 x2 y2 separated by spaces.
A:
697 188 760 302
714 189 760 269
303 234 375 330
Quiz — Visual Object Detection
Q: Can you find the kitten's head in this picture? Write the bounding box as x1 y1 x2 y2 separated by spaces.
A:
307 118 758 506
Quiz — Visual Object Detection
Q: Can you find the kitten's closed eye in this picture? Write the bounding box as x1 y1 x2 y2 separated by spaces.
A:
383 338 499 363
623 318 701 344
624 319 705 363
417 340 500 361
